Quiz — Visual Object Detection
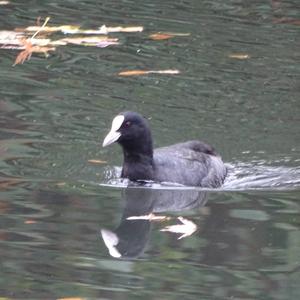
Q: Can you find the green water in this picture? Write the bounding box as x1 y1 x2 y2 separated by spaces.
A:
0 0 299 299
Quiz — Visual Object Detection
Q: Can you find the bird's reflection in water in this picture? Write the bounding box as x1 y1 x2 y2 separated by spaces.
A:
101 186 208 259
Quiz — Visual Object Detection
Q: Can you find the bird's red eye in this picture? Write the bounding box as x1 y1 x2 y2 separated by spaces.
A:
124 121 131 127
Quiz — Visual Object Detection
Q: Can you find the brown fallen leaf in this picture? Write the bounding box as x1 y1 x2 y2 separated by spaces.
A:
273 17 300 25
88 159 107 164
0 176 24 190
149 32 190 40
118 69 180 76
149 33 174 40
0 201 9 213
229 53 250 60
13 17 55 65
13 38 55 66
24 220 37 224
57 298 86 300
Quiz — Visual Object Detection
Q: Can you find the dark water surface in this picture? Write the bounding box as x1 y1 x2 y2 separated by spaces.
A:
1 0 300 299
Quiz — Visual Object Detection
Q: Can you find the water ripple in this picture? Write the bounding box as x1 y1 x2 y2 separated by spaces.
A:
224 161 300 191
100 161 300 191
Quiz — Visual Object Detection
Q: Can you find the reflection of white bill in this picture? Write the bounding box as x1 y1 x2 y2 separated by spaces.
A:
100 229 121 258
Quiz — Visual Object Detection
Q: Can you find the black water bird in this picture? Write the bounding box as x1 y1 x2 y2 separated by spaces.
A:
102 111 227 187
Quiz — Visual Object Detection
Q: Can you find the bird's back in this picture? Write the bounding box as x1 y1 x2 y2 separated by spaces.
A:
153 141 227 187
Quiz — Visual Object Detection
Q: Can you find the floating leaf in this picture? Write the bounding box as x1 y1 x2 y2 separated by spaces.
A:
13 39 55 66
22 25 80 34
149 33 174 40
22 24 143 35
24 220 37 224
273 17 300 25
88 159 107 164
59 36 118 47
12 17 56 65
0 176 24 190
57 298 87 300
160 217 197 239
149 32 190 40
96 40 119 48
0 201 9 213
229 53 250 59
0 34 62 49
0 30 25 47
118 69 180 76
97 25 144 34
31 17 50 39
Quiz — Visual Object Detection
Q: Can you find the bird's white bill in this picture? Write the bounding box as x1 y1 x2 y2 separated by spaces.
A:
102 129 121 147
102 115 124 147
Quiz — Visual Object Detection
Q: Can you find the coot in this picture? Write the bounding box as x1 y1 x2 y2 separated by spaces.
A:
102 111 227 187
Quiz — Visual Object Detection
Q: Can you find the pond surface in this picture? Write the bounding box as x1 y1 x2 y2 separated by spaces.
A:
0 0 300 299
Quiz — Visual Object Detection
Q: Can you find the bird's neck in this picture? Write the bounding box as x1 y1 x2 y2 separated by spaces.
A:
120 138 155 181
122 141 154 164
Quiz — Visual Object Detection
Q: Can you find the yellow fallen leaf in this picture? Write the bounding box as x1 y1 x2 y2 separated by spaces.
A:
97 25 144 34
229 53 250 59
71 25 142 34
31 17 51 39
88 159 107 164
22 24 143 35
59 36 118 46
0 30 67 48
61 25 143 35
118 69 180 76
22 25 80 33
0 30 25 46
